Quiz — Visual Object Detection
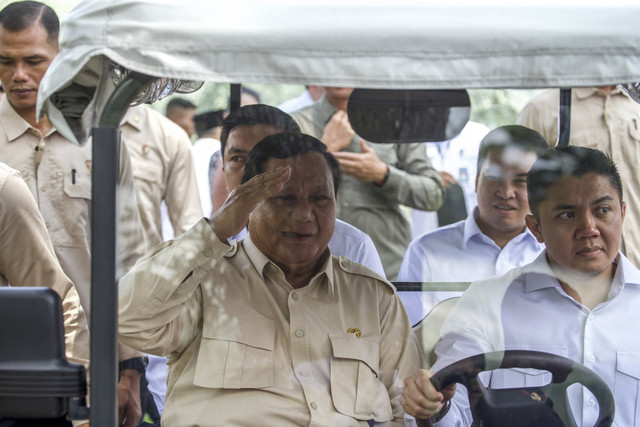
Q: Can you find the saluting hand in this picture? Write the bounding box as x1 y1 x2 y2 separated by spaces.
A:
208 166 291 242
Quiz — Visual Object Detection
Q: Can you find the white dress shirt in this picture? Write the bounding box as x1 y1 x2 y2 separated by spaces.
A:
398 211 543 325
190 137 221 216
432 252 640 427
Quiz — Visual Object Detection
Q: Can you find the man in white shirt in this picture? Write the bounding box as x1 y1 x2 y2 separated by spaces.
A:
191 110 224 216
403 146 640 426
411 121 490 237
398 125 548 325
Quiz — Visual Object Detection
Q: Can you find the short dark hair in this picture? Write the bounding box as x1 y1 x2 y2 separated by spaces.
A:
166 97 196 116
241 133 341 196
477 125 548 173
0 1 59 43
527 146 623 219
220 104 301 155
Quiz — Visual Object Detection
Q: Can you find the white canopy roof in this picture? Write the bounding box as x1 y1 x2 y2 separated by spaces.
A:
38 0 640 144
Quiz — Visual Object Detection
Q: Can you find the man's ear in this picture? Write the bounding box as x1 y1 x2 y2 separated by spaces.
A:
525 214 544 244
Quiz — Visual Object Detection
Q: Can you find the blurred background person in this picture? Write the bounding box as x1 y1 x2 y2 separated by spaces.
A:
165 97 196 139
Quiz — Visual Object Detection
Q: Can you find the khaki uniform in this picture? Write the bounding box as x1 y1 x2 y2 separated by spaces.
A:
293 96 444 280
0 97 146 361
119 219 422 426
121 105 202 248
0 162 90 372
518 87 640 266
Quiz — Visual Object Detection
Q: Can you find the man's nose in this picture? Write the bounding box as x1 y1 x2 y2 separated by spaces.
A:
576 212 599 238
291 199 314 221
496 180 516 199
12 63 28 82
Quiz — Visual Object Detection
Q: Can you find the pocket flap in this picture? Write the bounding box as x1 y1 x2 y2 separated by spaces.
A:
202 310 275 351
329 333 380 373
617 351 640 379
63 172 91 199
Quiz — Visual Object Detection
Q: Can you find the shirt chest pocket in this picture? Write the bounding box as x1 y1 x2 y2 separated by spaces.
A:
329 333 392 422
487 345 569 389
194 311 275 389
61 170 92 242
613 351 640 427
130 145 164 185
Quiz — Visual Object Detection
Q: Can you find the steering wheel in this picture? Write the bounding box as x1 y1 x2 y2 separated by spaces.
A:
430 350 615 427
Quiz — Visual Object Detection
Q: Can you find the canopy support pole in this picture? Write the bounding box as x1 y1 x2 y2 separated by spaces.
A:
90 73 153 427
230 83 242 112
558 88 572 147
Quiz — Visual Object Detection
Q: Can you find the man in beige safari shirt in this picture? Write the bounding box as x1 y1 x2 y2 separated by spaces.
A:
0 161 90 390
119 133 421 426
518 86 640 267
0 2 147 425
121 104 202 247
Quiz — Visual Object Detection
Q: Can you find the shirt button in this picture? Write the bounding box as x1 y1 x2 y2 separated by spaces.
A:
204 249 213 257
295 329 304 338
588 398 596 407
587 355 596 363
291 292 298 301
300 370 309 377
310 402 318 410
45 220 50 228
41 185 47 192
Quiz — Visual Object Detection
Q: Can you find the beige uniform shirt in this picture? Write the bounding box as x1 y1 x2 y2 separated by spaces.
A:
0 162 90 372
121 106 202 248
119 219 422 426
518 87 640 266
0 97 146 360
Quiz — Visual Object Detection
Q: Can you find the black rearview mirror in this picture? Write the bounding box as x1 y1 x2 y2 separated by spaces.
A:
347 89 471 143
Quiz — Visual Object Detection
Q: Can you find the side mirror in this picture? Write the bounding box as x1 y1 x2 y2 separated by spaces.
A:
347 89 471 143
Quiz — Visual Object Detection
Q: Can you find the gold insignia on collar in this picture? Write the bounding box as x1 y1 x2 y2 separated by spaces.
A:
347 328 361 338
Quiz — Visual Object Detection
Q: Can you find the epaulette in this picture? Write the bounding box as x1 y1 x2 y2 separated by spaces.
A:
335 255 396 292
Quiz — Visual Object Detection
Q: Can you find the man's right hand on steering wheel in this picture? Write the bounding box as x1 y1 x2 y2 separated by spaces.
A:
403 369 456 425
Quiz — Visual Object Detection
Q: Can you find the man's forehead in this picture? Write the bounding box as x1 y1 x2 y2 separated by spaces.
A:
267 152 331 180
483 147 538 171
546 173 620 204
227 124 281 151
0 23 58 53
